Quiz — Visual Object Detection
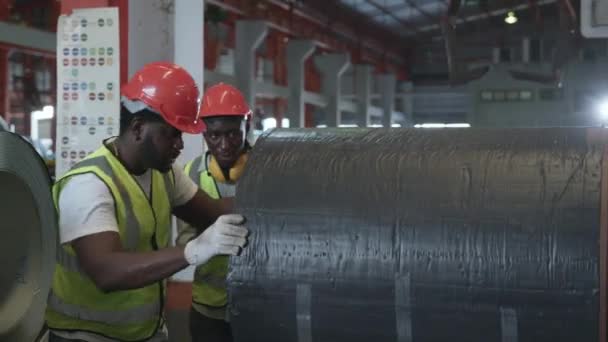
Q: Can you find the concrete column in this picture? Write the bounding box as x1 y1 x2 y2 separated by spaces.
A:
174 0 204 165
314 53 350 127
377 74 396 128
286 40 315 127
128 0 174 78
235 20 268 108
492 47 500 64
522 37 530 63
355 64 373 127
128 0 205 284
400 81 414 127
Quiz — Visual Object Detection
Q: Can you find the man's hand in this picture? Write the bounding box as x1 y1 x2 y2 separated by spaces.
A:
184 214 249 266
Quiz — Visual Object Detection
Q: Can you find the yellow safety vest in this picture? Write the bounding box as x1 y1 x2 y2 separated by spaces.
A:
45 144 174 341
184 154 232 320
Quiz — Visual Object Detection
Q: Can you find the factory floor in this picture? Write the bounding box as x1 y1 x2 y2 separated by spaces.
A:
165 281 193 342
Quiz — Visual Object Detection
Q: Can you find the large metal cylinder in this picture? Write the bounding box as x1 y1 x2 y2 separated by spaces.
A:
0 132 56 342
228 128 608 342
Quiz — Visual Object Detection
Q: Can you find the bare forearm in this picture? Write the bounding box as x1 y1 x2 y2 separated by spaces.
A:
89 246 188 292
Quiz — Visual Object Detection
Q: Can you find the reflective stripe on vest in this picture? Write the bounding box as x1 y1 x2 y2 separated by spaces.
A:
45 145 174 341
47 293 161 325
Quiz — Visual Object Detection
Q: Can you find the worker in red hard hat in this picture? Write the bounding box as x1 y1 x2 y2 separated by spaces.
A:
45 63 249 342
176 83 252 342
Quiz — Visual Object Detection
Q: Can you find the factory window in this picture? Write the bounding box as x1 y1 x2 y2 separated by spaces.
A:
480 90 493 101
520 90 534 101
480 89 534 102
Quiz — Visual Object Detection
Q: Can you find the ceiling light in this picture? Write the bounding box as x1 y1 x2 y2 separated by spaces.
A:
505 11 518 24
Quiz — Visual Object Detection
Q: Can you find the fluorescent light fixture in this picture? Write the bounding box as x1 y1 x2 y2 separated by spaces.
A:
445 123 471 128
282 118 290 128
338 124 358 128
414 123 471 128
316 124 328 128
505 11 518 24
391 123 402 127
414 123 445 128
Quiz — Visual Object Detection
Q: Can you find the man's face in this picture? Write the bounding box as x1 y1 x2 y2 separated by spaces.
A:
141 120 183 173
203 117 245 169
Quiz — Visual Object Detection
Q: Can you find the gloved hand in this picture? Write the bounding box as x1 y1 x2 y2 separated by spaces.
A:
184 214 249 266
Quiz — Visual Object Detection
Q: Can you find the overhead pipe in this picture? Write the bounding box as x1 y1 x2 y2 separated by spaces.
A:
366 0 420 35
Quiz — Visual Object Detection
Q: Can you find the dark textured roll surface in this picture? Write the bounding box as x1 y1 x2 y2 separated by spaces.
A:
229 128 605 342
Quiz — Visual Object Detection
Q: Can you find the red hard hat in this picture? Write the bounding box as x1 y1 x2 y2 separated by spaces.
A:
199 83 252 129
121 61 204 134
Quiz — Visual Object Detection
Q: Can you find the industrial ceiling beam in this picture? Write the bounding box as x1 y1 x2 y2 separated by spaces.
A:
447 0 462 16
404 0 439 23
207 0 410 67
0 21 55 53
415 0 558 33
299 0 411 59
363 0 420 34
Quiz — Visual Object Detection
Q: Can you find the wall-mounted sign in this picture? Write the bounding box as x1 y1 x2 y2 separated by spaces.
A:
55 7 120 178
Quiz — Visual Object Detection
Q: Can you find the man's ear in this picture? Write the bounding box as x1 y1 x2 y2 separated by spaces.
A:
130 117 145 141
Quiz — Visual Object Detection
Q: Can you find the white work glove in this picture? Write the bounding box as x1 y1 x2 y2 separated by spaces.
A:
184 214 249 266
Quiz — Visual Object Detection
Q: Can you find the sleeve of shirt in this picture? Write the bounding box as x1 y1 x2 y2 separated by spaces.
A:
170 163 199 208
57 173 119 244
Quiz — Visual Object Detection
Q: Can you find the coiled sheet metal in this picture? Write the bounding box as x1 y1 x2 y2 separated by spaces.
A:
0 132 56 342
229 128 608 342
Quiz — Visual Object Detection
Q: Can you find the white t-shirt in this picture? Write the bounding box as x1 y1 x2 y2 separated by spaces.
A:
51 163 198 342
57 163 198 244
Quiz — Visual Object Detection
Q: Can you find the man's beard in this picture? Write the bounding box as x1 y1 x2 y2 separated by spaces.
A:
142 137 173 173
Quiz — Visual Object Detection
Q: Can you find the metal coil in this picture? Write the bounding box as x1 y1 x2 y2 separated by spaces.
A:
0 132 56 342
229 128 608 342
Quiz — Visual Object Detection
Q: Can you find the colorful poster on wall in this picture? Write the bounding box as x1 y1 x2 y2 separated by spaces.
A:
55 7 119 178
